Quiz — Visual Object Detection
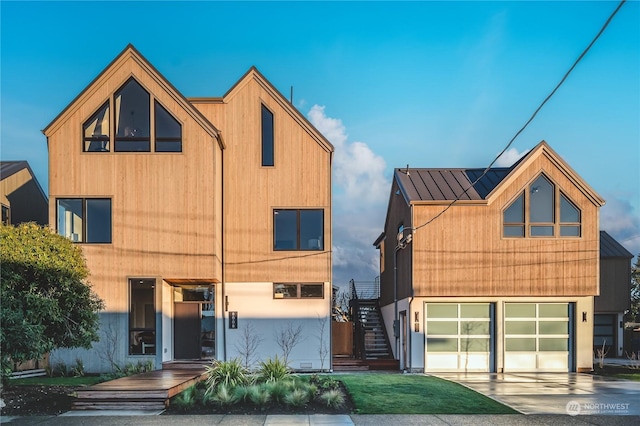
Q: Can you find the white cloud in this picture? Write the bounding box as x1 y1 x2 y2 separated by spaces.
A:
309 105 389 206
601 195 640 256
494 147 529 167
308 105 390 285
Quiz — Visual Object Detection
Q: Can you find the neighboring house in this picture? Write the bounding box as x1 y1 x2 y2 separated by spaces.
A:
0 161 48 226
374 141 604 373
596 231 633 357
43 45 333 373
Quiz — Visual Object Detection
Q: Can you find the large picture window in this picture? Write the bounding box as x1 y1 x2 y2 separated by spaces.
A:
129 278 156 355
274 209 323 250
503 174 581 238
82 77 182 153
56 198 112 243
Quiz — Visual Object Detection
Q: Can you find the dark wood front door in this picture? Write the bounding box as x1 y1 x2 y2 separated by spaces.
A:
174 303 201 359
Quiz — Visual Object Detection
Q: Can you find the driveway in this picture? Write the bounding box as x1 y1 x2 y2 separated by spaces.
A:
433 372 640 416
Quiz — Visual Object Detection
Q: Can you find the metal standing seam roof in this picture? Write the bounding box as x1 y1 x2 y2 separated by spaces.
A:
395 167 512 201
600 230 633 258
0 161 30 180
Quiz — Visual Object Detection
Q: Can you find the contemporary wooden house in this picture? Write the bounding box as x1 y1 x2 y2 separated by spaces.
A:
44 45 333 372
374 141 604 373
596 231 633 357
0 161 48 226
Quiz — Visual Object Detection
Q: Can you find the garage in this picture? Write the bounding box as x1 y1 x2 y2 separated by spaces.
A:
424 303 493 372
503 302 572 372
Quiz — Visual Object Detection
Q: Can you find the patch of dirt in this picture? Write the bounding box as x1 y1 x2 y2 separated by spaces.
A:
1 385 80 416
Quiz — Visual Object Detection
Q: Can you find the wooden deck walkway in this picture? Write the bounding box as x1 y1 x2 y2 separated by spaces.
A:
73 367 207 410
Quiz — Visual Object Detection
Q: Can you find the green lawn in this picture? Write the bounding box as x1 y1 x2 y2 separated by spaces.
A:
7 376 104 386
334 373 516 414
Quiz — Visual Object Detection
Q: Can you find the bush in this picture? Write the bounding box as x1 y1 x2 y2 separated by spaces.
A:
205 359 250 393
319 389 345 408
173 385 198 410
208 383 239 407
284 387 309 407
247 384 271 407
256 355 290 383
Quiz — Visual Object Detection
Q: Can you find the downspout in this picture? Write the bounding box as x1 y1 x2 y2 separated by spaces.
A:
220 137 227 361
407 203 415 372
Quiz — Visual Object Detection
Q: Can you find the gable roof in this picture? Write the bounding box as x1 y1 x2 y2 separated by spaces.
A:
394 141 604 207
0 161 48 201
600 231 633 258
224 66 334 154
43 44 222 148
395 167 512 202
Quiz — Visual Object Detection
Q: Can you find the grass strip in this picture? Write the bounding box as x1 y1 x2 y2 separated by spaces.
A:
334 373 516 414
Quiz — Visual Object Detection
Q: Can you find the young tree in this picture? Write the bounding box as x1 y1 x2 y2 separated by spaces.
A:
630 255 640 322
0 223 104 377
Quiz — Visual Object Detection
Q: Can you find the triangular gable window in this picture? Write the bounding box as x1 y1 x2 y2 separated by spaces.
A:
82 77 182 153
503 174 581 238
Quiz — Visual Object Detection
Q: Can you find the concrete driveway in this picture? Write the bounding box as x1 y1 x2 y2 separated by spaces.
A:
433 372 640 416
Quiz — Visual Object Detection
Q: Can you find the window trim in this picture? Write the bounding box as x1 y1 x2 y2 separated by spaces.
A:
81 77 182 154
273 283 324 299
261 103 275 167
1 204 10 225
56 197 112 244
273 208 324 251
502 174 581 239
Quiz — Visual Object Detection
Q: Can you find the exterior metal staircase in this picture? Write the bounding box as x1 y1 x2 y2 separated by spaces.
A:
349 279 395 361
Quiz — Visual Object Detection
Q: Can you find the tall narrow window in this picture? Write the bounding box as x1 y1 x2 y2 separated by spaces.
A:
261 104 274 166
155 101 182 152
115 79 150 152
529 175 554 236
2 204 10 225
56 198 112 243
274 209 324 250
129 278 156 355
83 102 110 152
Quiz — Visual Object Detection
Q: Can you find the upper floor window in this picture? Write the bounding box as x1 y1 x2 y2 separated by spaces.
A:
1 204 10 225
274 209 323 250
261 104 274 166
56 198 112 243
503 174 581 238
274 283 324 299
82 77 182 153
115 79 150 152
84 102 110 152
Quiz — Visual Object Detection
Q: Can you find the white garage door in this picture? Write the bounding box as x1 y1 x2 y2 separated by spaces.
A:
504 303 570 372
425 303 492 372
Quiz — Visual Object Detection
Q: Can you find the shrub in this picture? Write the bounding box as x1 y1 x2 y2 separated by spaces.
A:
247 384 271 407
173 385 198 410
205 359 250 393
256 355 290 383
265 380 291 404
319 389 345 409
284 387 309 407
208 384 239 406
71 358 85 377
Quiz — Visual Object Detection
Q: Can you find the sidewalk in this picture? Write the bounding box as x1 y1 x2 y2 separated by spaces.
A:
2 413 640 425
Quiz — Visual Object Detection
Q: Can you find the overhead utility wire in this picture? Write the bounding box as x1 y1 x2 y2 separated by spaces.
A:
414 0 627 233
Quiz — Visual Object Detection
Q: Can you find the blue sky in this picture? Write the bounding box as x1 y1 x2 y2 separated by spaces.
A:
1 1 639 285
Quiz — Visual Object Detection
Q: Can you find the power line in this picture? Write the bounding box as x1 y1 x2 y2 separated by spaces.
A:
414 0 627 233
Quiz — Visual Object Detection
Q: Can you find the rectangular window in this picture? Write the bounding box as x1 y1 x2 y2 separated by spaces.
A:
274 209 323 250
129 278 156 355
274 283 323 299
261 104 274 166
56 198 112 243
1 204 10 225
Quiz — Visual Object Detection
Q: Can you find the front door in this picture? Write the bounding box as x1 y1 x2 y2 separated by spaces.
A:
174 303 201 359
